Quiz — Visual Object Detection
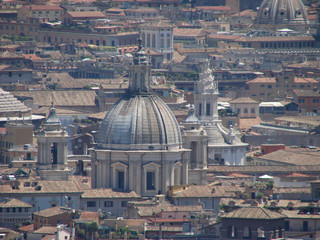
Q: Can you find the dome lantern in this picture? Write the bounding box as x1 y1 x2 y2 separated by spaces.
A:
128 39 152 94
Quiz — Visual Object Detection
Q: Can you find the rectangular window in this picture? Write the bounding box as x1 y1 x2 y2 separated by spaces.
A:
285 221 290 231
268 85 272 89
121 201 127 207
206 103 210 116
260 84 265 88
104 201 113 207
87 201 96 207
146 172 155 190
199 103 202 116
303 221 308 231
299 99 305 103
313 99 319 103
118 171 124 190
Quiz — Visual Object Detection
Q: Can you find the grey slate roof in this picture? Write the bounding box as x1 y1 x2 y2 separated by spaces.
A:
45 107 61 125
0 89 30 113
223 206 286 219
98 94 182 149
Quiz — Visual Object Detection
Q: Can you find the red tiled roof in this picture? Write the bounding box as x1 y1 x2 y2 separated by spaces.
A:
22 54 42 61
227 173 251 178
78 211 99 222
231 9 257 18
19 224 34 233
196 6 230 11
207 34 241 41
294 77 318 83
293 89 320 97
67 11 105 18
148 218 189 223
280 172 315 178
247 77 276 84
173 28 204 37
24 5 63 11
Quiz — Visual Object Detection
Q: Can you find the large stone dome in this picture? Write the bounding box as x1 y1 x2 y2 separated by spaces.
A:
255 0 309 31
97 94 182 150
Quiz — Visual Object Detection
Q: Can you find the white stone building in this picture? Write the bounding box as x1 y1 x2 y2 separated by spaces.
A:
140 21 174 63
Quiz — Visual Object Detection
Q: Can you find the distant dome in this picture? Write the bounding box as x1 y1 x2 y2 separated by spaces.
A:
255 0 309 31
97 94 182 150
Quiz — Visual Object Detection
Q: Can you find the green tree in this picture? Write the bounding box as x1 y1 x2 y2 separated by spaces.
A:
13 223 21 229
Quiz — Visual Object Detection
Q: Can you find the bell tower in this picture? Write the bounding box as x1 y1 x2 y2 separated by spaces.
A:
194 59 219 124
37 105 69 180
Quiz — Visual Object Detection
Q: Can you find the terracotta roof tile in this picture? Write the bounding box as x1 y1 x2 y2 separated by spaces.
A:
25 5 63 11
195 6 230 11
0 198 32 208
0 179 83 194
78 211 99 222
294 77 318 83
172 184 240 198
173 28 205 37
81 188 140 199
67 11 105 18
256 150 320 165
293 89 320 97
247 77 276 84
19 224 34 232
33 226 57 234
34 206 72 217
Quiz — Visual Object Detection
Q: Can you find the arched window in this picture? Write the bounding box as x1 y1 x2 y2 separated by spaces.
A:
237 108 241 114
251 108 255 113
244 108 248 113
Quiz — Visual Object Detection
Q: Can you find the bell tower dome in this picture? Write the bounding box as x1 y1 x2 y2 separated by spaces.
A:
36 104 69 180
